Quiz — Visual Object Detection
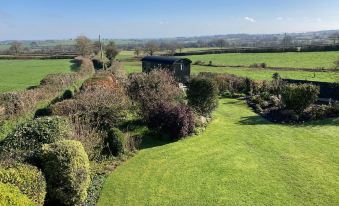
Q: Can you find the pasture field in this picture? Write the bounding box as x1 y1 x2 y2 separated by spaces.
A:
192 65 339 82
117 51 135 60
0 59 74 93
122 61 339 82
188 51 339 69
98 98 339 206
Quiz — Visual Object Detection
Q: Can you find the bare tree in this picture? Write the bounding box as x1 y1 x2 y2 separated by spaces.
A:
329 33 339 44
177 43 184 53
281 34 293 46
144 41 159 56
161 42 178 55
9 41 23 56
75 36 92 56
105 41 119 61
134 47 142 57
216 39 228 49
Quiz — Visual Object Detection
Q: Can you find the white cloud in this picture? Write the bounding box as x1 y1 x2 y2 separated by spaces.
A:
316 18 323 23
244 17 256 23
276 17 284 21
159 21 168 25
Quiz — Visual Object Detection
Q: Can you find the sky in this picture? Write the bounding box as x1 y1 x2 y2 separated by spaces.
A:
1 0 339 40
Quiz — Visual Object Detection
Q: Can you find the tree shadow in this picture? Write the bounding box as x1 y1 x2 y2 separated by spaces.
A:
238 114 339 126
299 118 339 127
138 131 172 150
119 119 172 150
238 115 273 125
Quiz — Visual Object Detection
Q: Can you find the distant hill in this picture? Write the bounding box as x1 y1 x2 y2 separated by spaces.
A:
1 30 339 51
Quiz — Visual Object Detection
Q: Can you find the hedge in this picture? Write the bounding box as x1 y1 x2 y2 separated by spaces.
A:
0 116 70 160
0 183 35 206
0 164 46 206
40 140 91 206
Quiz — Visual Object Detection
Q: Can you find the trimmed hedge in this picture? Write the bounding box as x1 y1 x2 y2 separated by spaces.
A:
187 77 219 116
281 83 320 114
0 183 35 206
0 116 70 160
0 164 46 206
40 140 91 206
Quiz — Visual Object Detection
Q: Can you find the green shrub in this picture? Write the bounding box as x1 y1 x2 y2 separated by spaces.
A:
0 116 70 160
40 140 91 206
0 183 35 206
0 164 46 206
281 83 320 114
187 77 218 116
103 128 128 156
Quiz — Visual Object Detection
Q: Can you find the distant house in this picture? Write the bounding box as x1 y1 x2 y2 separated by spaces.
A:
141 56 192 83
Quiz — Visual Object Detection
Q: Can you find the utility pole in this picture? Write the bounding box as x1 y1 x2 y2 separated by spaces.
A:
283 33 287 52
99 34 105 70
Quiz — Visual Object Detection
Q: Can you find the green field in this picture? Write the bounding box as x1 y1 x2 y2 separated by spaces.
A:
122 61 339 82
98 98 339 206
0 59 74 93
188 52 339 69
193 65 339 82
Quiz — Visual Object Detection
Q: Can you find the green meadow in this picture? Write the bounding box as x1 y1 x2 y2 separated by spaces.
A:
188 52 339 69
122 60 339 82
0 59 74 93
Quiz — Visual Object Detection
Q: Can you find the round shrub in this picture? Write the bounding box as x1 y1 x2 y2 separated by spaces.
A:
187 77 218 116
0 163 46 206
0 183 35 206
40 140 91 206
104 128 127 156
148 102 195 140
0 116 71 160
127 70 184 120
281 83 320 114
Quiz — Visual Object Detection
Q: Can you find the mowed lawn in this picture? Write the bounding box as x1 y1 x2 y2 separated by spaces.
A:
98 98 339 206
188 52 339 69
0 59 74 93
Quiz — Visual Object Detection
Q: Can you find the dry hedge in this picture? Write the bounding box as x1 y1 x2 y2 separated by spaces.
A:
0 57 94 123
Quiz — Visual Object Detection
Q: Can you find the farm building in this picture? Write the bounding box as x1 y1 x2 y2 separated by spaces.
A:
141 56 192 83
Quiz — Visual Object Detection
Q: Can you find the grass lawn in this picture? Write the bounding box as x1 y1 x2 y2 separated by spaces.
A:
122 61 339 82
98 98 339 206
0 59 74 93
188 52 339 69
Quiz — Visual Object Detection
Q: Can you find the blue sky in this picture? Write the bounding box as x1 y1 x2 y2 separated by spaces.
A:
1 0 339 40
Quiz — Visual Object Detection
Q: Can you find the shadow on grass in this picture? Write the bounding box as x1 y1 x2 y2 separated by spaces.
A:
238 115 272 125
301 118 339 127
238 114 339 126
119 119 172 150
70 60 80 72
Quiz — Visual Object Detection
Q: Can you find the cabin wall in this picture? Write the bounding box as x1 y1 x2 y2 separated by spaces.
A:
142 60 191 83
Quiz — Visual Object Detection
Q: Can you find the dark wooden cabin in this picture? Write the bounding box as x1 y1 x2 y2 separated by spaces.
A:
141 56 192 83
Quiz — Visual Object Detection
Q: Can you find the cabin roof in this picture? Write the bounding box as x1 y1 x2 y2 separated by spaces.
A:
141 56 192 64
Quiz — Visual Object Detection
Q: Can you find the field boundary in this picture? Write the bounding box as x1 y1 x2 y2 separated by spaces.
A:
193 64 339 73
173 44 339 56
